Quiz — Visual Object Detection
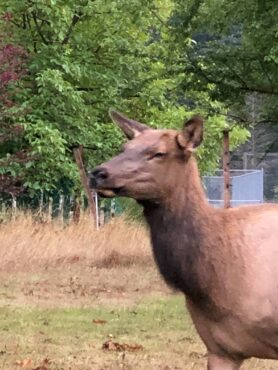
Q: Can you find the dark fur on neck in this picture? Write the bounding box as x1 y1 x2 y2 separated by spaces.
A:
144 202 210 303
141 158 216 308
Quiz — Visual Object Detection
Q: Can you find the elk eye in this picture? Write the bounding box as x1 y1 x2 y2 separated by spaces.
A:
151 152 166 159
155 152 165 157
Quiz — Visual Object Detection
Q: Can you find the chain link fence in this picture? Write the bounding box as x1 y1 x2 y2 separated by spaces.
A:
203 169 264 207
0 169 265 222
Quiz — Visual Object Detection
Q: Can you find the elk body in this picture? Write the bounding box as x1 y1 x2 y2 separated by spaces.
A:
90 110 278 370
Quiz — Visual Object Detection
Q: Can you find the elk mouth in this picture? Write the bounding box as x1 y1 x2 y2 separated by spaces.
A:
96 186 125 198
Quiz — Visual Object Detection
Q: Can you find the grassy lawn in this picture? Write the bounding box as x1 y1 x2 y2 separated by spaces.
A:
0 295 206 370
0 291 277 370
0 217 277 369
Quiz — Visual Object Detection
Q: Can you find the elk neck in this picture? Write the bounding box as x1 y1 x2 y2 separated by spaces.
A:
142 156 220 307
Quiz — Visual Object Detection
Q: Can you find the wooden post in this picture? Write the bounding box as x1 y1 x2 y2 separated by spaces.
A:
11 194 17 219
72 195 81 224
223 129 231 208
39 190 44 217
73 146 96 223
58 193 64 223
94 192 99 230
48 196 53 222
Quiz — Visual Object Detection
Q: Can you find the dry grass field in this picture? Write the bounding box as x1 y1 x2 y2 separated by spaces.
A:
0 213 276 370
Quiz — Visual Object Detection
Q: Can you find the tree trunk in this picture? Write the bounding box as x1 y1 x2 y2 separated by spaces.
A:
73 146 96 224
223 130 231 208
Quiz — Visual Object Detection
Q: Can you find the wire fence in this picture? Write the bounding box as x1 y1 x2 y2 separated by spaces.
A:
203 169 264 208
0 169 265 223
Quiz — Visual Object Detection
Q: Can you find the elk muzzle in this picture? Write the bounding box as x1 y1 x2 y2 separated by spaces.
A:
90 167 108 188
89 166 124 197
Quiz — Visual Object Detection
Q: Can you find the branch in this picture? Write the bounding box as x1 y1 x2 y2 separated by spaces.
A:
258 59 274 94
256 137 278 165
35 15 51 26
239 85 278 96
220 57 278 96
26 13 32 30
220 59 250 90
189 60 278 96
31 11 49 45
62 11 82 45
149 7 167 26
219 113 249 125
173 0 205 30
9 19 24 28
84 99 104 105
77 87 96 92
71 144 98 151
257 119 278 124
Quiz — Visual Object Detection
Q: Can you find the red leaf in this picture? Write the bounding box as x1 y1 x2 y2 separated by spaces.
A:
92 319 107 324
102 340 143 352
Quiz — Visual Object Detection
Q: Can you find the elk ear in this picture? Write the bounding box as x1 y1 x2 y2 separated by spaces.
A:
176 115 204 152
109 109 149 140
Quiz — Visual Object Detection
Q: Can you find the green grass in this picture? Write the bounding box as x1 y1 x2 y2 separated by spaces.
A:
0 285 277 369
0 296 277 370
0 295 206 370
0 295 188 336
1 216 277 369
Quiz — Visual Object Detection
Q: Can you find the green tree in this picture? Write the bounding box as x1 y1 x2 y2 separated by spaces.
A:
168 0 278 123
0 0 249 201
1 0 161 193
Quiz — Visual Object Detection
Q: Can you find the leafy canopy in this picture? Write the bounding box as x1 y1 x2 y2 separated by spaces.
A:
0 0 249 197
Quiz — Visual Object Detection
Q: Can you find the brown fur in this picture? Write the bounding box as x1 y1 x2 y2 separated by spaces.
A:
90 111 278 370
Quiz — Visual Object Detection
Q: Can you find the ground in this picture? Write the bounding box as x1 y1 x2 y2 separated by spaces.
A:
0 262 277 370
0 215 277 369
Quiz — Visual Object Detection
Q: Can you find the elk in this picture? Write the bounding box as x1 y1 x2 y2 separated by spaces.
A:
90 110 278 370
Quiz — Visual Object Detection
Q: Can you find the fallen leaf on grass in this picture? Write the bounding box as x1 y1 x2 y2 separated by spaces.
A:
16 358 50 370
92 319 107 324
102 340 143 352
68 255 80 263
178 336 195 344
32 358 51 370
42 338 52 344
15 358 33 368
189 351 206 359
23 289 34 296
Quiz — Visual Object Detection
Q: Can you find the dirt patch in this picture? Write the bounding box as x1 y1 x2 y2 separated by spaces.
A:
94 251 152 269
0 261 172 309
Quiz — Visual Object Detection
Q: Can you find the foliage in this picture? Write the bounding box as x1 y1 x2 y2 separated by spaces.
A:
0 40 28 195
168 0 278 124
0 0 157 192
0 0 249 199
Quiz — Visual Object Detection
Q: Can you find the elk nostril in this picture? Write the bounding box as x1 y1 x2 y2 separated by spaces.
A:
91 167 108 180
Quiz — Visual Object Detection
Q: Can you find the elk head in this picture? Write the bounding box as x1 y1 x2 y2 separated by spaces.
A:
90 110 204 202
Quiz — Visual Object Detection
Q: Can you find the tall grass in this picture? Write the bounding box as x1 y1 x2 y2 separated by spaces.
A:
0 212 152 271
